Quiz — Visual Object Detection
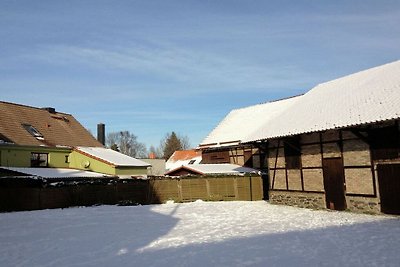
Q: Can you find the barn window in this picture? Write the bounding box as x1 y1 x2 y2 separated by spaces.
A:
284 137 301 169
31 153 48 167
244 150 253 168
369 126 399 160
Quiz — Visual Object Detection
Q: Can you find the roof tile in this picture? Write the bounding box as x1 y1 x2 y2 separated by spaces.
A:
0 101 102 147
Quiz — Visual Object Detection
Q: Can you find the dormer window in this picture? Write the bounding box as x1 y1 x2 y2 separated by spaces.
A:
22 124 44 140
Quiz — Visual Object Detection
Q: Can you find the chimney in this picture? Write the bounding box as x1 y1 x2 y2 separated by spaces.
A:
42 107 56 114
97 123 105 145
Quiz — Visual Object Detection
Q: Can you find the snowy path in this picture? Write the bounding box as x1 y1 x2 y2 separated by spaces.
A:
0 201 399 266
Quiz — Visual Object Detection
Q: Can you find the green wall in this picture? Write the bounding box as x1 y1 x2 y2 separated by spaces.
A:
0 146 70 168
115 166 148 176
0 145 148 177
68 150 148 176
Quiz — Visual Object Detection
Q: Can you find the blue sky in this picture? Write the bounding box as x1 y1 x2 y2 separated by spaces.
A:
1 1 399 149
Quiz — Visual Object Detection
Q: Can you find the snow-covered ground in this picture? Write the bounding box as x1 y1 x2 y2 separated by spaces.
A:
0 201 399 267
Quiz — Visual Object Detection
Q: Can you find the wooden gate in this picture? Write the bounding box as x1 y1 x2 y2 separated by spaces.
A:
377 164 400 214
323 158 346 210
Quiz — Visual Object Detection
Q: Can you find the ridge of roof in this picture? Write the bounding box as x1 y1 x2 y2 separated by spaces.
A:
0 101 103 147
200 59 400 147
244 59 400 142
229 93 304 113
0 101 71 116
313 60 400 89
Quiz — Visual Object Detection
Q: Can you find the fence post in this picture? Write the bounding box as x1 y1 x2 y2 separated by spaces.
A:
233 177 239 200
206 178 211 200
249 175 253 201
178 178 183 202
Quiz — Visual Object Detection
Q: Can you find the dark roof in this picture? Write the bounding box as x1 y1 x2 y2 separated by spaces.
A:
0 101 103 147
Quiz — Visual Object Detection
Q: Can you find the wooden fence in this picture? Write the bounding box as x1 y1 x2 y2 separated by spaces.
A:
0 175 263 212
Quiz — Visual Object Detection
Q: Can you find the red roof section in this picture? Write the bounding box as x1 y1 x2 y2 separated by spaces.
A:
168 150 201 162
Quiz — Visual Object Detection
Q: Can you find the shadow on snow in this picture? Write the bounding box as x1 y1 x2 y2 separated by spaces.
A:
0 205 400 267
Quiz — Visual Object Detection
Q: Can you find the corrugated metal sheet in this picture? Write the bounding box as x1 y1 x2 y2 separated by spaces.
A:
245 60 400 141
75 147 151 167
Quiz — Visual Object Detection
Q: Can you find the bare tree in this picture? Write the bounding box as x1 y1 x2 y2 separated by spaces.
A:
179 135 191 150
106 131 147 158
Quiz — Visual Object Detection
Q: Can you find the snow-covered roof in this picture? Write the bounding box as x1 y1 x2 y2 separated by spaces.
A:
166 150 202 171
245 60 400 141
75 147 150 167
166 163 258 176
1 167 110 179
199 60 400 146
199 95 301 148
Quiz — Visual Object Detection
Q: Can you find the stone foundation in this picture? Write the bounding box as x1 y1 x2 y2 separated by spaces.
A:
346 196 380 214
269 190 382 214
269 190 326 210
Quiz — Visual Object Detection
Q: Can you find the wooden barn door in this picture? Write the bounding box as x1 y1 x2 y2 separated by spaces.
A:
323 158 346 211
377 164 400 215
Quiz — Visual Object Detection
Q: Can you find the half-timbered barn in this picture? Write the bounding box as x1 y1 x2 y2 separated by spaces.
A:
200 60 400 214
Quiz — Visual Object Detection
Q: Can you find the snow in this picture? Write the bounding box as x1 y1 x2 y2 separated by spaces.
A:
165 150 202 171
167 164 259 175
200 95 300 148
75 147 150 167
245 60 400 141
1 167 110 178
200 60 400 147
0 201 399 266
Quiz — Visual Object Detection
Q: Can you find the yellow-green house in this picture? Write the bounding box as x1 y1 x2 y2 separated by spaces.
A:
0 101 150 178
69 147 149 177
